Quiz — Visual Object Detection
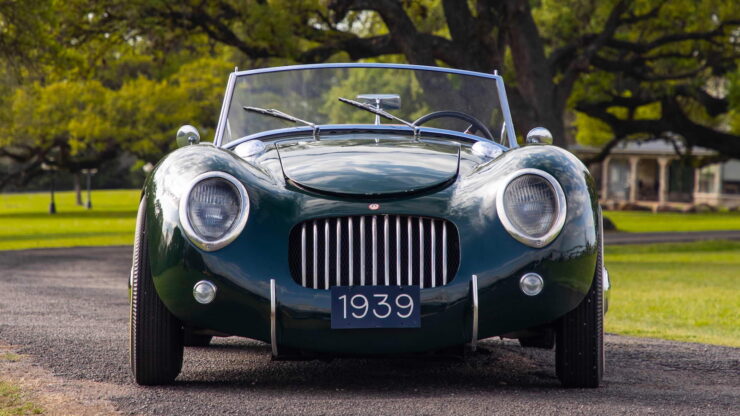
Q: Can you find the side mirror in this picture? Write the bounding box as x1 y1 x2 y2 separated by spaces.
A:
176 125 200 147
526 127 553 145
357 94 401 110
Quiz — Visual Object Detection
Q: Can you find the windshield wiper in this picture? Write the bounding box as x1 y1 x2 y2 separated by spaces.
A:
338 97 420 139
243 106 320 139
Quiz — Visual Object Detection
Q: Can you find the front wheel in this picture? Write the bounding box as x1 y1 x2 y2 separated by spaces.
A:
555 237 604 388
130 199 184 385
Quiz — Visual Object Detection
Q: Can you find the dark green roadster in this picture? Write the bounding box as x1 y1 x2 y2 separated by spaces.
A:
130 63 609 387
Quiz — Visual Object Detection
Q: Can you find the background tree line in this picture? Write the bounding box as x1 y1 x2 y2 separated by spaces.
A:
0 0 738 192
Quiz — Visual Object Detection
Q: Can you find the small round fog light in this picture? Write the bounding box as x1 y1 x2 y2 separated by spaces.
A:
193 280 217 304
520 273 544 296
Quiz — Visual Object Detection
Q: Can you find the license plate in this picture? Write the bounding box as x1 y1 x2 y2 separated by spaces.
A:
331 286 420 329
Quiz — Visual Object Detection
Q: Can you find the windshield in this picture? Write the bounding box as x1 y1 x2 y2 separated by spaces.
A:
220 65 508 146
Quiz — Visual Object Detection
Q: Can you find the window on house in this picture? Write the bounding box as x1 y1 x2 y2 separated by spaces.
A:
722 160 740 195
697 166 716 193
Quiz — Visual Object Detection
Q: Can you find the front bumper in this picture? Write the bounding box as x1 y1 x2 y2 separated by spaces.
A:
152 246 593 356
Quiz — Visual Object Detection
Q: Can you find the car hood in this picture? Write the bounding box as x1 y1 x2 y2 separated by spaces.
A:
275 137 460 196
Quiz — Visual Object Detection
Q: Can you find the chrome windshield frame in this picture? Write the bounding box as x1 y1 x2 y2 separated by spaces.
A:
214 63 518 149
222 124 509 151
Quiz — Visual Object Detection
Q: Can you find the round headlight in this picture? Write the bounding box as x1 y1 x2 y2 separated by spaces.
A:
179 172 249 251
496 169 566 247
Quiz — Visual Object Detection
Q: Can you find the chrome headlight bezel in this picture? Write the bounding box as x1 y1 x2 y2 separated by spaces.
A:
496 168 567 248
179 171 250 252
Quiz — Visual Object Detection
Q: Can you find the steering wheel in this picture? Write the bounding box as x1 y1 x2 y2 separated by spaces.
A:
412 111 496 142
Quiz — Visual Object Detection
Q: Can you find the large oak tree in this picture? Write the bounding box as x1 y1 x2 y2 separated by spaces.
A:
75 0 740 159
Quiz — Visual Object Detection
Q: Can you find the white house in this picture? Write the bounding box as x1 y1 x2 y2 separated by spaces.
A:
573 140 740 210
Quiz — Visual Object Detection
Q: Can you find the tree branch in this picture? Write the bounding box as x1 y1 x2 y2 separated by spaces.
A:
604 20 740 54
555 0 629 107
297 34 398 63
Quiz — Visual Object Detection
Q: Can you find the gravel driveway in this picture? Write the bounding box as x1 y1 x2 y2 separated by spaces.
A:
0 246 737 415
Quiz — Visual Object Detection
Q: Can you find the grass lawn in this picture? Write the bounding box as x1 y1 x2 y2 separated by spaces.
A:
605 240 740 347
2 190 738 347
0 189 140 251
604 210 740 232
0 380 43 416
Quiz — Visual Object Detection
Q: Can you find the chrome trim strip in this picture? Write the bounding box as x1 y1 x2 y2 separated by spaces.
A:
442 222 448 286
360 216 366 285
407 217 412 286
372 215 378 286
431 219 436 287
384 215 390 285
214 72 236 146
301 224 306 287
471 275 479 352
396 216 401 286
324 219 329 289
178 171 250 252
312 221 318 289
419 218 424 288
494 76 518 148
234 62 504 79
225 124 509 150
270 278 278 357
496 168 567 248
349 217 354 286
336 219 342 287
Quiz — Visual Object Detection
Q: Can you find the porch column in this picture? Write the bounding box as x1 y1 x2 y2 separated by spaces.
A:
658 157 670 205
713 164 723 196
629 156 640 203
601 156 611 201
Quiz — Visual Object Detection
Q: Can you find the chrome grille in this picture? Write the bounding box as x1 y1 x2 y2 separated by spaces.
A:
289 215 459 289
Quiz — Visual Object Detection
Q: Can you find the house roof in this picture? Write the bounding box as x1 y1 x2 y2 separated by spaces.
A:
571 139 717 157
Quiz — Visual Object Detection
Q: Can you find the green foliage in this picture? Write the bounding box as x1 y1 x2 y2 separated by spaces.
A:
1 56 233 168
0 79 115 167
534 0 620 49
562 0 739 146
727 69 740 134
575 100 662 146
574 113 613 146
323 68 428 123
1 0 738 187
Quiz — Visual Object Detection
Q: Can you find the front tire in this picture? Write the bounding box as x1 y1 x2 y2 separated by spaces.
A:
555 234 604 388
130 199 184 385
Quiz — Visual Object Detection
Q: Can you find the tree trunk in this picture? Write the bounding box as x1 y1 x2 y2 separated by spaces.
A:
73 173 83 206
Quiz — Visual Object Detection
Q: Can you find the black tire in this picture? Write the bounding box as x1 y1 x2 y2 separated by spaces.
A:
518 329 555 349
183 329 213 347
555 232 604 388
130 199 184 385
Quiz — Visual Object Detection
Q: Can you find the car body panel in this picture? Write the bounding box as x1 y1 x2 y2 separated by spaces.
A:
276 135 460 196
143 130 599 355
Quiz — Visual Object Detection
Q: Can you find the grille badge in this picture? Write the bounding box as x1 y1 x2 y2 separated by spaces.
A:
368 203 380 210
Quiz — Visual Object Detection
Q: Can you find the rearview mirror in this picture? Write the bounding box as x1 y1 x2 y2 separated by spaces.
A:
357 94 401 110
176 125 200 147
526 127 553 145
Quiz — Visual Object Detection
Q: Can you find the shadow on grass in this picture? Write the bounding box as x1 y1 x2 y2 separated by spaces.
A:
0 210 137 219
0 231 129 242
605 240 740 254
